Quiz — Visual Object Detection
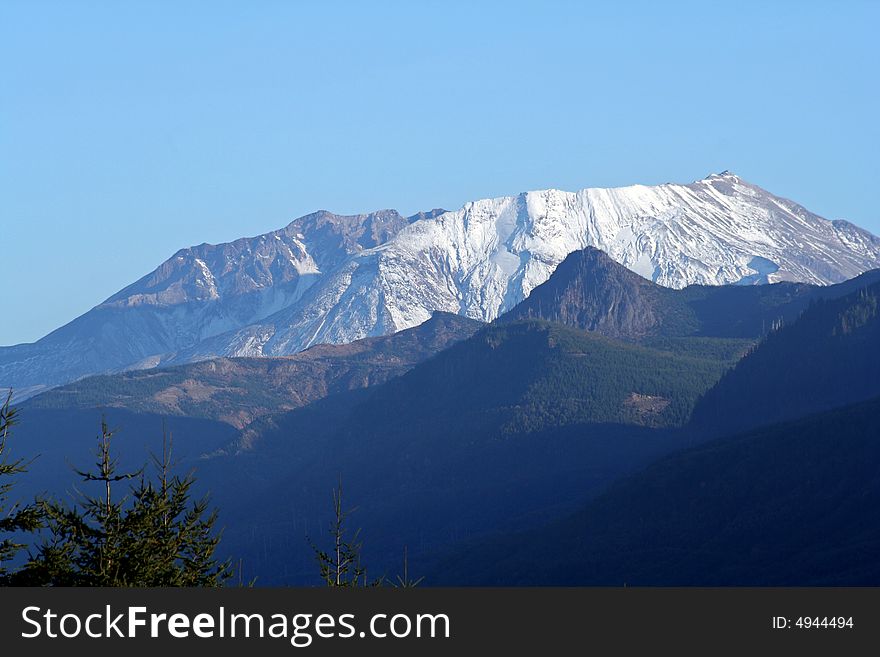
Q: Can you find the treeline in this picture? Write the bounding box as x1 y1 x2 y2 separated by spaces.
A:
0 392 414 587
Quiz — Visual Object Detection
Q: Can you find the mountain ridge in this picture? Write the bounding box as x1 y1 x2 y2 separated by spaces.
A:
24 311 482 429
4 171 880 397
499 246 880 342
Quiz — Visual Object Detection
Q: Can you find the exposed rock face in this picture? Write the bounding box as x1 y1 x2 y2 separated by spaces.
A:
4 172 880 397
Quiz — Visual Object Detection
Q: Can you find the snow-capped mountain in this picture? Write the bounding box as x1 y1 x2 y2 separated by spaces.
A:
3 171 880 397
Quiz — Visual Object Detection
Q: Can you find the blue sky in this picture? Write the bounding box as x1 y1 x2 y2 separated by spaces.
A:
1 0 878 345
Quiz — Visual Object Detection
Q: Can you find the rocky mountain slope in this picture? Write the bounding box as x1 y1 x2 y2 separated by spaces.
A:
501 247 880 341
4 172 879 397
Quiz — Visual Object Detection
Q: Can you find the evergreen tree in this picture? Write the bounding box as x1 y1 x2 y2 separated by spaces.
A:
309 481 422 587
310 481 379 587
20 420 232 586
0 391 42 584
391 546 424 588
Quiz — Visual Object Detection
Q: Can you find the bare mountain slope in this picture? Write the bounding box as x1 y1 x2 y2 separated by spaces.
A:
3 172 879 397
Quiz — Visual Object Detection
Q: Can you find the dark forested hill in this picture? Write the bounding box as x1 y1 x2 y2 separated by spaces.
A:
429 395 880 585
13 313 735 584
421 278 880 585
242 318 736 451
193 318 740 583
690 281 880 436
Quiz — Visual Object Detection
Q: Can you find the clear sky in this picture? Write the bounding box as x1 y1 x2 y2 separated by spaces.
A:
1 0 878 345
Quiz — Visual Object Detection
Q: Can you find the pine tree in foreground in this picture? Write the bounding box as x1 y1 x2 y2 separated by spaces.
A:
309 480 422 587
391 546 424 588
19 420 232 586
310 480 380 587
0 391 42 584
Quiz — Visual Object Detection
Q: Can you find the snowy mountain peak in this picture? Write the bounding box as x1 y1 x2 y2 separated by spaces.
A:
705 169 738 179
3 172 880 397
